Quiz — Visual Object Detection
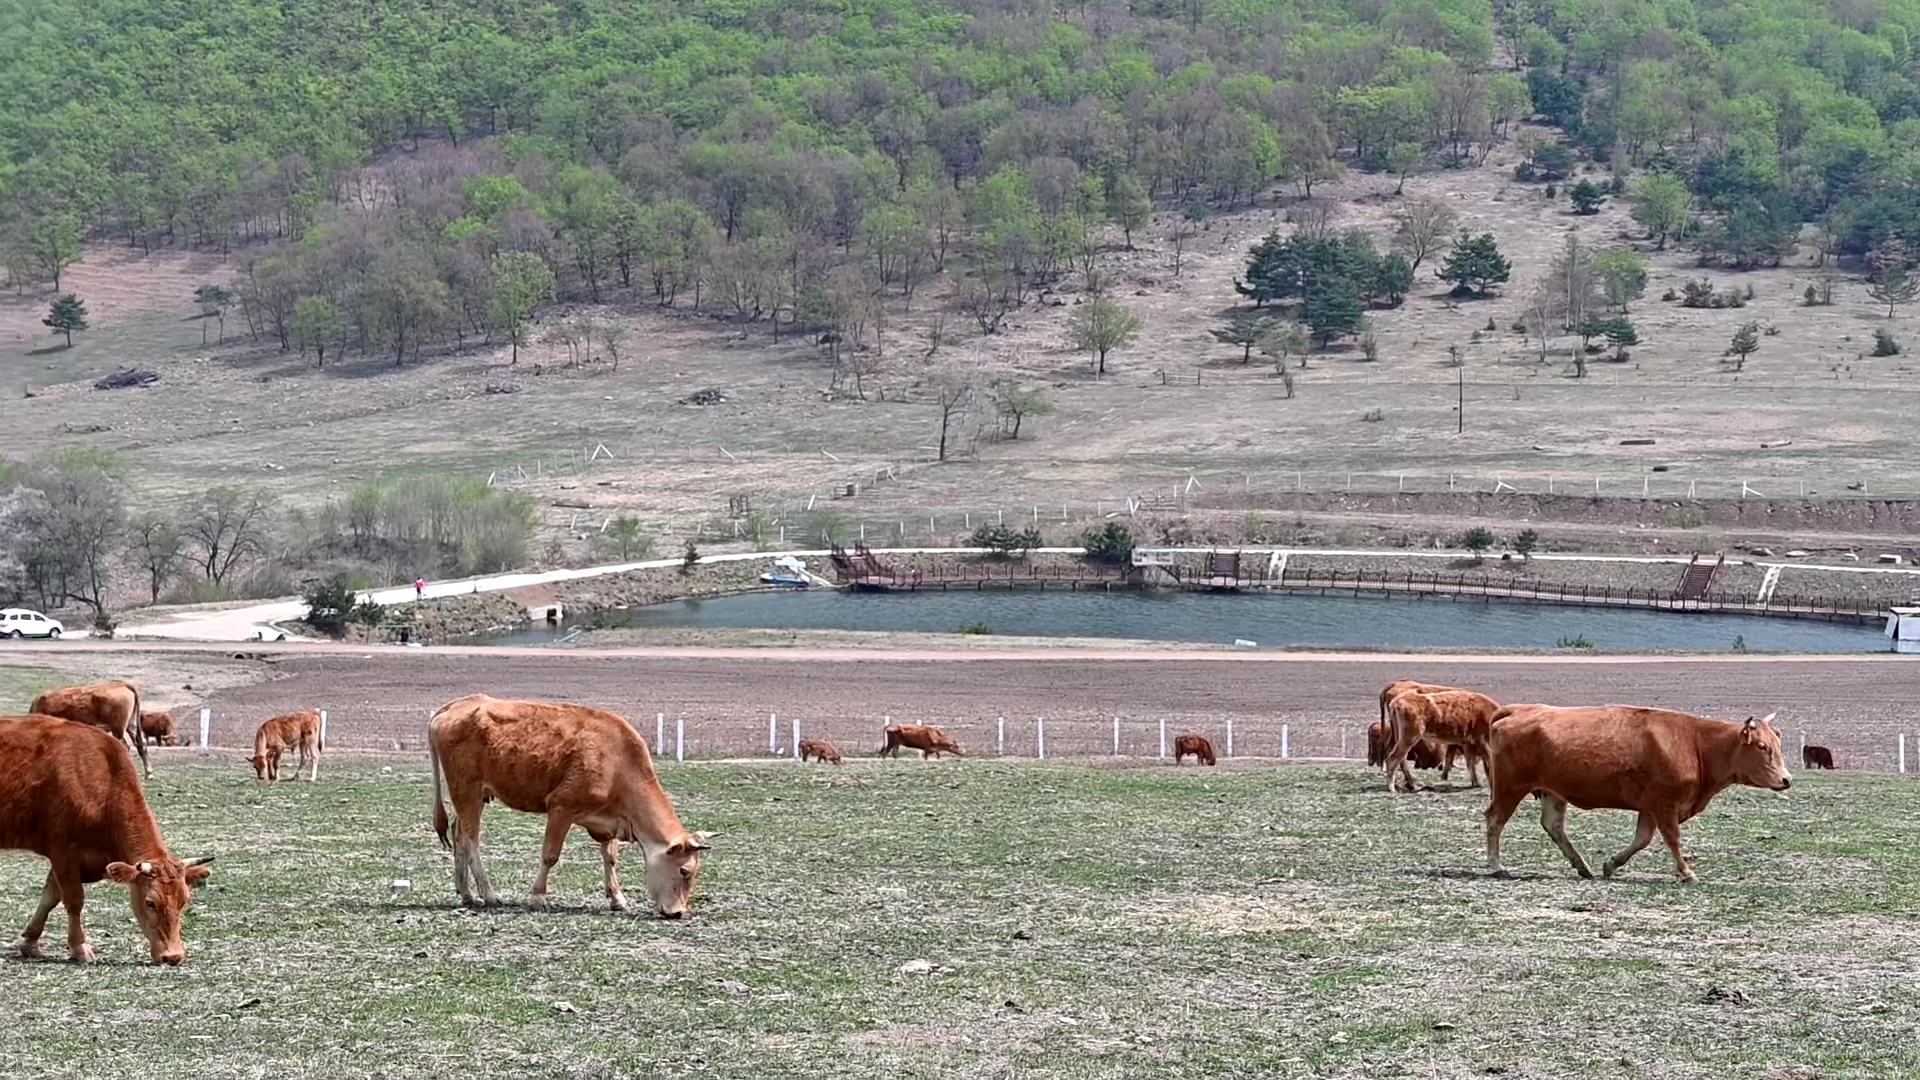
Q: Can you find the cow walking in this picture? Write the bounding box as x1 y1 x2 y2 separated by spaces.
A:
1383 689 1502 792
799 739 842 765
0 716 213 963
879 724 963 758
1173 734 1216 765
428 695 710 917
31 681 150 780
1802 745 1835 770
251 710 323 782
1484 706 1791 883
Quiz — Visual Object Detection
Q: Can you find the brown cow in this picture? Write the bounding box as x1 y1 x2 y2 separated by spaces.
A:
0 715 213 963
1802 745 1835 770
1173 734 1217 766
1484 706 1791 883
140 710 180 747
1366 723 1452 773
1383 689 1502 792
879 724 963 758
30 680 149 780
428 695 710 917
799 739 843 765
1379 680 1459 725
251 710 323 782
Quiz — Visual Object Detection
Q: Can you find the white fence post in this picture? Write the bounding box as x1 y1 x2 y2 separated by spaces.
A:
316 710 327 780
1159 718 1167 759
1112 716 1120 756
676 717 686 763
769 712 778 755
791 716 801 760
997 717 1005 756
1037 718 1047 760
1341 729 1348 759
1226 718 1234 758
199 708 211 754
1901 734 1908 774
656 712 664 751
1282 724 1291 759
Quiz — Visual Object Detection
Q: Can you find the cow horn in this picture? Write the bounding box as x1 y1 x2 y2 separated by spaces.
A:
689 833 714 851
183 856 216 867
137 861 153 875
1743 716 1757 728
1759 711 1777 725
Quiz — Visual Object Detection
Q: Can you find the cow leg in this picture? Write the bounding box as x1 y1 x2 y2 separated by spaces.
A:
130 725 151 780
51 865 92 962
1654 815 1696 883
307 737 320 782
529 814 573 907
1603 813 1658 879
587 830 630 913
1440 745 1455 780
1484 788 1528 877
1462 746 1483 788
1384 736 1418 792
451 796 496 906
17 871 61 958
1537 795 1593 878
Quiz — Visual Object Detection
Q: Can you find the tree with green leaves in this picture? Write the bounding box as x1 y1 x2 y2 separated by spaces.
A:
29 213 83 291
1568 179 1606 215
1462 526 1496 559
194 284 235 344
1604 319 1638 361
291 295 345 366
1727 321 1760 371
1069 296 1141 376
1106 174 1151 251
1373 253 1414 306
1630 172 1691 249
1437 233 1512 297
1258 321 1310 373
1211 313 1267 362
1303 277 1365 347
992 382 1053 439
1385 142 1423 195
1593 248 1649 312
1513 529 1538 560
488 252 556 365
42 293 88 347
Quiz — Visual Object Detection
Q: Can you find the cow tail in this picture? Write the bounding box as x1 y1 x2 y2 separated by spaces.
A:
129 683 144 750
428 721 452 850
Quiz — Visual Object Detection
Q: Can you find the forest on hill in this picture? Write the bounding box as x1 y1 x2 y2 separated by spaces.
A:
2 0 1919 362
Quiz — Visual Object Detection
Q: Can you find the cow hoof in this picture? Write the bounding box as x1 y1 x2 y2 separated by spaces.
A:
1488 868 1512 880
609 895 630 914
1678 876 1699 887
1575 867 1593 879
17 938 41 959
529 894 549 910
68 944 95 964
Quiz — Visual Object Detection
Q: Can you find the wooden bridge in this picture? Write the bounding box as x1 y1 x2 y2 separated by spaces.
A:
828 543 1136 591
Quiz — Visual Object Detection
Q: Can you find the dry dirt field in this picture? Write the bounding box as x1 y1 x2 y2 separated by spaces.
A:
7 642 1914 770
8 149 1920 559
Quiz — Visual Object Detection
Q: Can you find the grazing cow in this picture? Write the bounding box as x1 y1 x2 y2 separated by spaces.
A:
879 724 963 758
251 710 323 782
428 695 710 917
1383 689 1502 792
140 710 180 747
1484 706 1791 883
1366 723 1450 772
30 681 149 780
0 715 213 963
1173 734 1217 766
1802 745 1835 770
1378 680 1459 725
799 739 843 765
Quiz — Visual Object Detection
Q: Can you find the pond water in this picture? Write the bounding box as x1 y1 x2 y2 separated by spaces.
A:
495 589 1888 654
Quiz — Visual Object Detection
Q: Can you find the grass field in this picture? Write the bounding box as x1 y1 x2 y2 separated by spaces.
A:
3 755 1914 1078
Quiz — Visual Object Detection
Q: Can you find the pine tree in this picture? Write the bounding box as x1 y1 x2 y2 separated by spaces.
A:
1727 321 1760 371
42 293 89 348
1569 179 1606 215
1437 233 1513 297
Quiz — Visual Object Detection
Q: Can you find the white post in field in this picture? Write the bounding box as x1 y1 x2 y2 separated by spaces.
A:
997 717 1005 756
676 717 686 763
1341 729 1348 759
1112 716 1120 756
1226 718 1234 758
1281 724 1291 759
1159 718 1167 759
315 710 327 781
199 708 211 755
1037 718 1047 760
791 716 802 761
656 712 664 751
769 712 778 755
1901 734 1908 774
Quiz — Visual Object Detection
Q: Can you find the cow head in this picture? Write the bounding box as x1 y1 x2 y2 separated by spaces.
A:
1734 714 1792 792
937 736 964 756
104 856 214 965
248 753 269 779
644 833 712 918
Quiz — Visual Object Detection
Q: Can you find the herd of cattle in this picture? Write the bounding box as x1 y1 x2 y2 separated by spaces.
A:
0 675 1816 966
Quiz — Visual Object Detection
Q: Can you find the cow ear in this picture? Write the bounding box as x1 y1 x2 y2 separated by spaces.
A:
185 864 213 886
104 862 141 884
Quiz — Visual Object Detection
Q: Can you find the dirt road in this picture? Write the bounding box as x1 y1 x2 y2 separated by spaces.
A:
27 642 1898 771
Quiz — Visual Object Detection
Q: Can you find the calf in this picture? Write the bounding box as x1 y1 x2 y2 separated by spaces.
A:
1802 745 1835 770
140 710 180 747
251 710 323 782
1366 722 1449 772
879 724 963 758
1485 706 1791 883
0 715 213 963
31 680 149 779
1383 690 1501 792
1173 734 1217 766
799 739 843 765
429 695 709 916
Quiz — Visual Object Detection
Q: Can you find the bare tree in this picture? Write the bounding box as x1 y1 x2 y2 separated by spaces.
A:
182 486 275 587
3 454 126 615
1391 197 1459 270
128 513 187 604
992 382 1054 439
1549 233 1603 345
1524 278 1567 366
932 364 979 462
955 275 1017 334
1068 296 1143 376
602 323 630 372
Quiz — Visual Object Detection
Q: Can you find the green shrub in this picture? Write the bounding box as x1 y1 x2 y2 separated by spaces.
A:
968 523 1042 556
1080 522 1136 565
303 576 360 637
1556 634 1595 650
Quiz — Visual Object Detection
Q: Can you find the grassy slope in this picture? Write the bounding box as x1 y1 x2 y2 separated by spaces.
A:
0 758 1914 1078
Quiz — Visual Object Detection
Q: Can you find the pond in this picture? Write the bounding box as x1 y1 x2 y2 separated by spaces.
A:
494 588 1889 654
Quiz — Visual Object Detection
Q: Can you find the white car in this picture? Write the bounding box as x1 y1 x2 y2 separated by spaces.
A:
0 609 64 639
